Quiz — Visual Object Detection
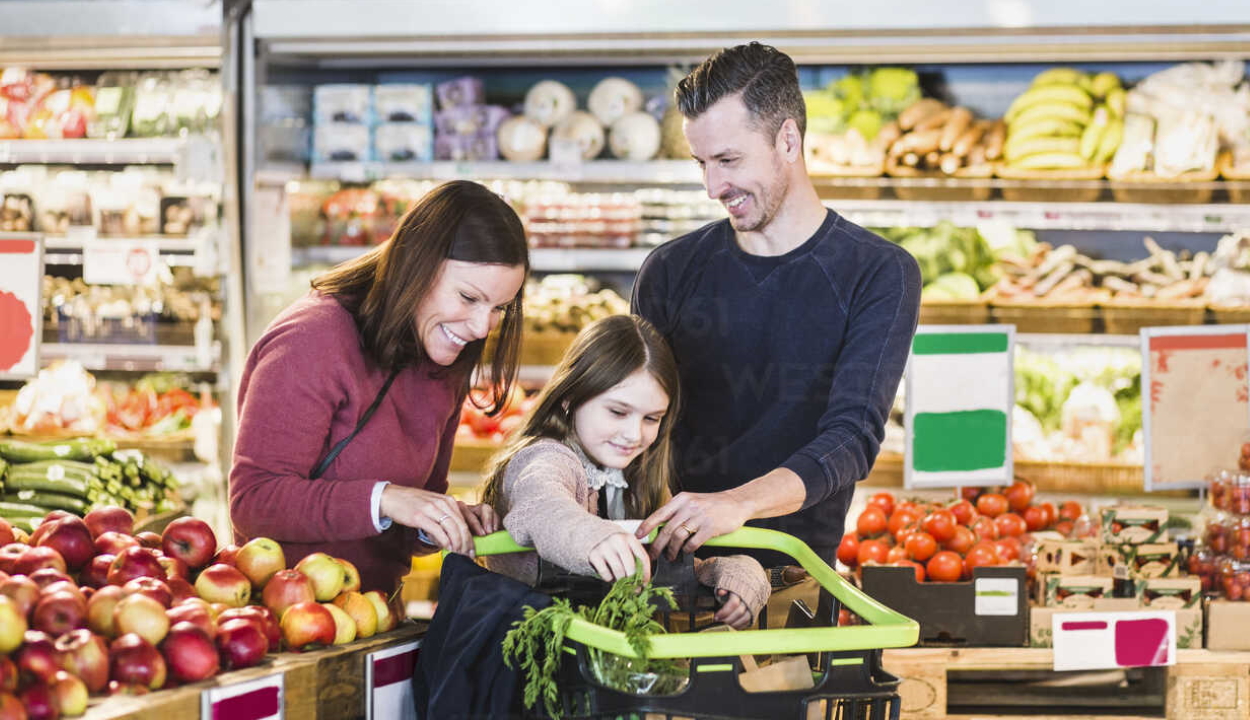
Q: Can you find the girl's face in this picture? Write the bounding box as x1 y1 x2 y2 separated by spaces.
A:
572 368 669 470
414 259 525 366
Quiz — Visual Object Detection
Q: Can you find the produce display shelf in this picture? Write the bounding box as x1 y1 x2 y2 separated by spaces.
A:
305 159 701 184
41 342 221 373
864 452 1152 496
291 245 654 272
0 138 187 165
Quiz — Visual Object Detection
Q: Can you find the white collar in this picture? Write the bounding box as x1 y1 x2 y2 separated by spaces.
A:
570 442 628 520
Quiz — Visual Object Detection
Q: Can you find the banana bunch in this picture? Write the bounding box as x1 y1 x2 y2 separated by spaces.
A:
1003 68 1125 170
884 98 1004 174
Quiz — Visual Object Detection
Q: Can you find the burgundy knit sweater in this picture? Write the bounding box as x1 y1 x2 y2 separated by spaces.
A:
229 291 464 594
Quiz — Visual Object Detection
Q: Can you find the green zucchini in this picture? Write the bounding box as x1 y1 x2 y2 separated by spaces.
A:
0 438 115 463
5 465 92 498
1 491 86 514
0 502 54 518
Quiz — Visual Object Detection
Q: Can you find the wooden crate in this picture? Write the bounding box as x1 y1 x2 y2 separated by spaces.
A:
1109 167 1220 204
995 165 1106 202
919 297 992 326
885 157 995 201
882 647 1250 720
1100 301 1207 335
989 301 1099 334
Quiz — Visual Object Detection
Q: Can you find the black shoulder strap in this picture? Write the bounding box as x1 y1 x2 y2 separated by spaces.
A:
310 368 401 480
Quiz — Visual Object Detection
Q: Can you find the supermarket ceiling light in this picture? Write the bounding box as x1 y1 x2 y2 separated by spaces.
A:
987 0 1034 28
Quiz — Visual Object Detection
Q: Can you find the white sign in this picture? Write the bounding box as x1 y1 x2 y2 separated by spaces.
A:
0 235 43 379
1052 610 1175 671
974 577 1019 616
201 672 284 720
366 640 420 720
83 239 161 285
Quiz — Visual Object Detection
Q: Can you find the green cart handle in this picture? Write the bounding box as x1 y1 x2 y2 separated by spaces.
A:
472 526 918 659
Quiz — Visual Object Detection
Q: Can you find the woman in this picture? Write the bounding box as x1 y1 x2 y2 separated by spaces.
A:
230 180 529 594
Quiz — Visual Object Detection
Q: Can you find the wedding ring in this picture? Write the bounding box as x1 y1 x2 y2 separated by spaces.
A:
681 523 697 534
436 514 451 524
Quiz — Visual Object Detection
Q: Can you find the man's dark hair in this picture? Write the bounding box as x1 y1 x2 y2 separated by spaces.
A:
675 42 806 141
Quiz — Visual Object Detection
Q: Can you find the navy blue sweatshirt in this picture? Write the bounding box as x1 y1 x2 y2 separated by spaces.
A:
632 210 921 566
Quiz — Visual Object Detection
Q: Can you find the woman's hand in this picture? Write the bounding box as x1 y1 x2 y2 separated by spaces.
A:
714 589 752 630
380 485 475 556
458 500 500 536
588 532 651 583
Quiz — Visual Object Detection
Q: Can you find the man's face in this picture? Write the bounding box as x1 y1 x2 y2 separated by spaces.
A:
683 94 790 234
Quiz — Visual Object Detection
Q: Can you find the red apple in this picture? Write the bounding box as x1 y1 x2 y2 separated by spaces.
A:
79 554 115 589
0 597 24 654
112 594 169 646
14 547 66 577
108 633 166 690
0 521 14 549
28 512 73 547
213 544 240 567
50 670 88 717
106 680 149 696
261 570 315 618
0 657 15 693
18 681 57 720
36 517 94 571
107 547 164 586
83 507 134 540
209 603 230 619
40 583 85 610
53 628 108 693
166 577 197 605
159 555 189 582
279 602 335 651
135 533 162 550
87 585 125 638
216 618 268 670
218 607 279 652
294 553 344 602
0 576 39 619
166 603 215 641
122 578 172 609
0 692 21 720
160 518 217 571
194 564 250 608
31 591 86 637
336 558 361 594
16 630 60 683
363 590 396 633
161 622 219 682
28 569 71 592
236 538 285 588
0 545 26 575
94 532 139 557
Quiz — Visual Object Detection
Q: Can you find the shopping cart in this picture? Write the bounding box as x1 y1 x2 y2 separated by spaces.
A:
474 526 919 720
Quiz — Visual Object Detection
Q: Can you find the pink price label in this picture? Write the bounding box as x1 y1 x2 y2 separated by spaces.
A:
211 686 281 720
373 648 417 687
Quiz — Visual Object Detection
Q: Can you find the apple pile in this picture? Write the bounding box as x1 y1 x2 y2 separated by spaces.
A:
454 387 535 444
0 507 403 718
838 483 1090 583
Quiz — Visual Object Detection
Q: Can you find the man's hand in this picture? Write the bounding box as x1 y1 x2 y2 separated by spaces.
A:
635 490 753 561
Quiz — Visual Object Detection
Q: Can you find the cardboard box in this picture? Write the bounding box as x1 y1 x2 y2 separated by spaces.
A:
1030 601 1203 649
1140 577 1201 609
1043 574 1114 608
1206 599 1250 650
861 565 1028 646
1100 505 1168 545
1098 542 1181 579
1036 538 1100 575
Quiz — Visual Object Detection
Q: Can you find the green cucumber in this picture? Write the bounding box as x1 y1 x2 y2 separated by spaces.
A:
6 465 92 498
2 491 87 514
0 502 54 518
0 438 115 463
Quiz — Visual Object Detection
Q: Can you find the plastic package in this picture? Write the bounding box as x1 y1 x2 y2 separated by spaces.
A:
314 123 371 162
374 84 432 123
38 170 94 235
435 77 484 110
130 74 174 138
434 104 510 137
313 84 372 125
25 79 93 139
172 69 222 135
87 71 136 140
434 133 497 162
373 123 433 162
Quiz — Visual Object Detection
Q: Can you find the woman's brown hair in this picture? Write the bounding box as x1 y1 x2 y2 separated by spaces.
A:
480 314 680 518
312 180 529 413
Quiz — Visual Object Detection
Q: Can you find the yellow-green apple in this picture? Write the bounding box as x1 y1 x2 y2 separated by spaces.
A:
293 553 344 602
14 547 66 576
322 603 356 645
80 554 115 589
335 558 360 594
261 570 315 618
332 592 377 639
32 590 87 637
87 586 125 638
236 538 285 588
0 576 39 619
17 682 56 720
107 547 164 586
161 622 218 682
53 628 108 693
108 633 166 690
93 532 138 557
84 507 134 540
166 577 196 605
17 630 60 683
194 564 250 608
51 669 88 716
0 545 27 575
279 602 335 651
112 594 169 646
0 597 25 653
161 518 217 571
215 618 268 670
36 516 95 571
166 603 215 641
363 591 396 633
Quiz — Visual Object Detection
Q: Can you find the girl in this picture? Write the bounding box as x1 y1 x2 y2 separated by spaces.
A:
480 315 768 629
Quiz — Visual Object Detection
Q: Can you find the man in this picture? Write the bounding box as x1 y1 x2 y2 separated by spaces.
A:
632 42 921 570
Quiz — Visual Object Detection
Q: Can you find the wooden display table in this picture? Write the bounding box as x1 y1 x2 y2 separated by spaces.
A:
882 647 1250 720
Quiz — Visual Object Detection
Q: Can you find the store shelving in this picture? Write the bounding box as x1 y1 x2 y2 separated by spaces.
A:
42 234 212 268
41 341 221 373
0 138 190 165
292 244 653 272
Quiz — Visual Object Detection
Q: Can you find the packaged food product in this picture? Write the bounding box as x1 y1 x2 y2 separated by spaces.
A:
314 123 371 162
374 84 432 124
1140 577 1201 608
37 170 94 235
130 73 174 138
435 77 484 110
320 187 382 246
434 133 497 162
171 69 222 135
1216 556 1250 601
313 84 372 125
1042 574 1113 608
87 71 136 140
1100 505 1168 545
25 78 93 139
434 104 510 137
0 192 34 232
373 123 433 162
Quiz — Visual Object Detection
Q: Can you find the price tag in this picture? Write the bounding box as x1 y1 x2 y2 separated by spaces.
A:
366 640 420 720
83 240 161 286
0 235 43 379
201 673 284 720
548 137 585 179
1053 611 1175 671
974 577 1019 616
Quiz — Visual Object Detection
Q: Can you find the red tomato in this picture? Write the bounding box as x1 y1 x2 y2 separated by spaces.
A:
904 531 938 562
886 545 909 564
890 560 925 583
944 525 977 555
976 493 1009 518
994 537 1021 562
948 499 976 526
856 506 888 537
1039 502 1058 529
1022 506 1047 532
857 539 890 566
1059 500 1083 522
867 492 895 518
966 541 1001 568
836 534 860 567
971 516 999 542
922 510 957 543
894 522 920 545
1003 480 1035 513
959 486 981 502
1054 520 1075 538
995 512 1028 538
894 500 922 516
926 551 964 583
888 509 922 539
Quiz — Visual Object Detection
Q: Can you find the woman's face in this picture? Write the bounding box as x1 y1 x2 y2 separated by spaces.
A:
572 368 670 470
415 259 525 366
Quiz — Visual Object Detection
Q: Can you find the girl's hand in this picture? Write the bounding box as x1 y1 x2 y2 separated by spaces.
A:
714 589 752 630
380 485 475 557
458 500 500 535
588 532 651 584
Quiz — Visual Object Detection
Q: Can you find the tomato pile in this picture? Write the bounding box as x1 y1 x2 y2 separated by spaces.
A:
455 387 536 443
839 482 1089 583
